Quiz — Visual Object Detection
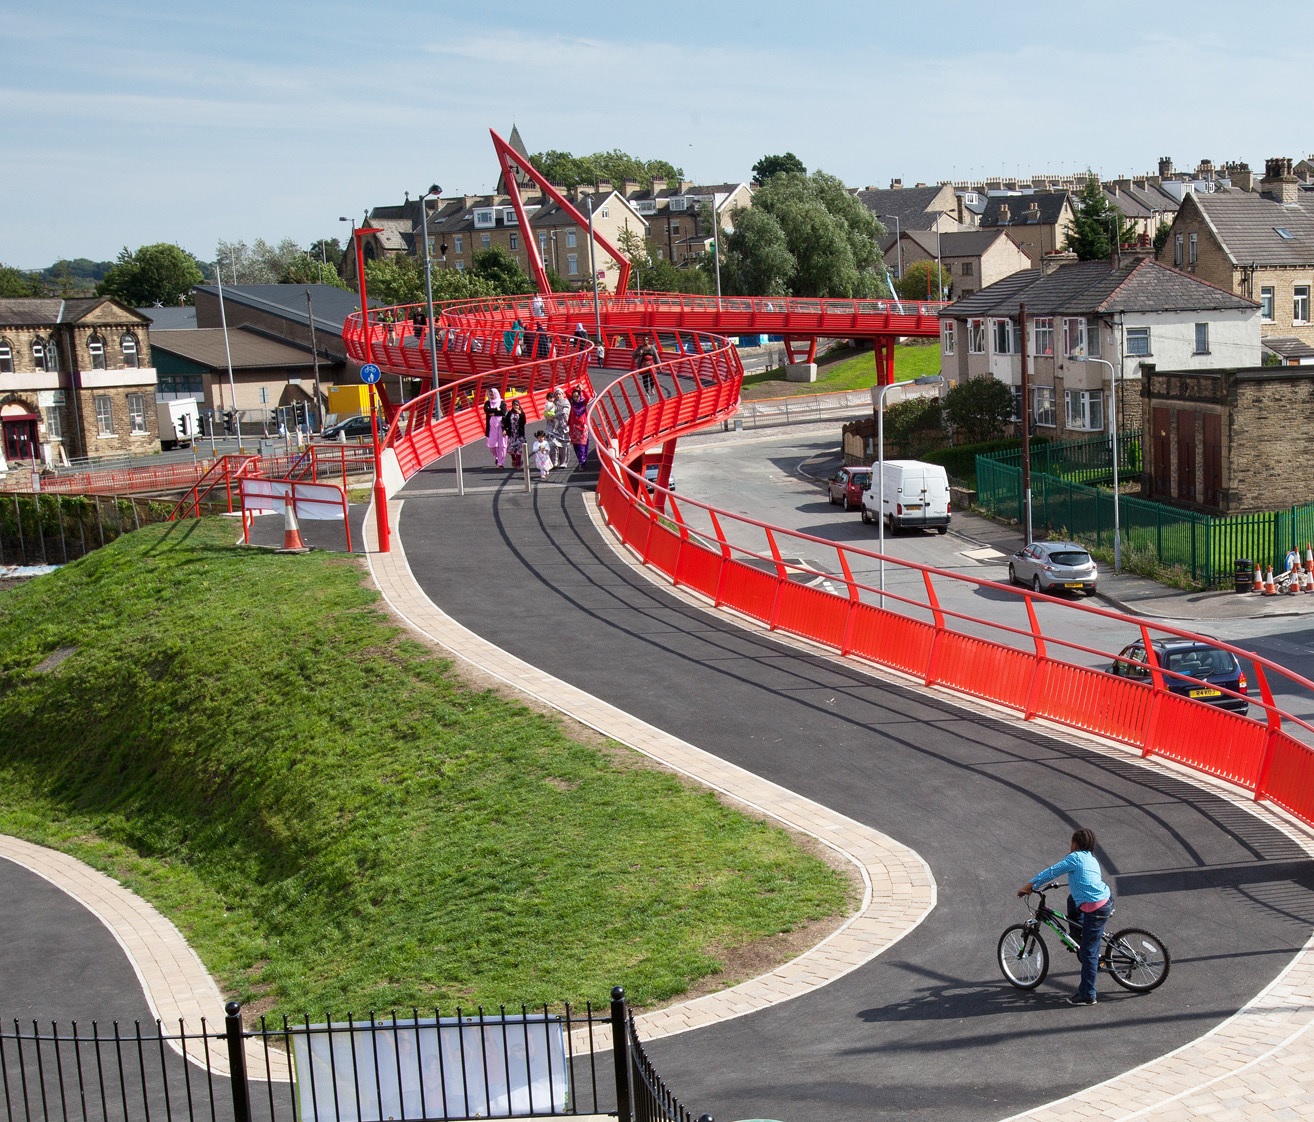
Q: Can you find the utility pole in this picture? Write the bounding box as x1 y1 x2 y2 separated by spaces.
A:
306 289 323 433
1019 301 1032 545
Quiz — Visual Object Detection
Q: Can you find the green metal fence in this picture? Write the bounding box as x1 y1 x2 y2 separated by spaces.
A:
988 431 1142 485
977 445 1314 587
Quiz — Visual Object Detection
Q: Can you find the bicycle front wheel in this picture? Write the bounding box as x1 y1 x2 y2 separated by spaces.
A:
998 924 1049 989
1104 927 1171 992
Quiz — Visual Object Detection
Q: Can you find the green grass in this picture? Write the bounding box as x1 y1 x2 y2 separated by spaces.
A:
0 521 850 1015
742 342 941 398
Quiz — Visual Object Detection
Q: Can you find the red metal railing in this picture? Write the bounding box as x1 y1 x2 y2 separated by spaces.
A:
347 292 1314 831
170 455 262 519
10 460 215 497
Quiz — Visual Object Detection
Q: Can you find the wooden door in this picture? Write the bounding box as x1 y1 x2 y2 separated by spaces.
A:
1152 407 1171 497
1203 412 1222 508
1177 410 1197 502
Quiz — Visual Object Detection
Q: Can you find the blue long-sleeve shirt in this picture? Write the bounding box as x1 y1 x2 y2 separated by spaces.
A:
1030 851 1110 906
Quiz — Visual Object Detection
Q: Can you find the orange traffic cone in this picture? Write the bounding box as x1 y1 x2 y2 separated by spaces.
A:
1290 567 1302 594
1253 564 1264 593
278 493 309 553
1305 543 1313 577
1303 567 1314 593
1264 566 1277 596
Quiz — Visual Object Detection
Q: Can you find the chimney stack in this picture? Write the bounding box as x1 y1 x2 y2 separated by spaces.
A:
1261 157 1299 205
650 178 667 194
890 178 903 189
998 202 1011 224
956 194 966 224
1158 156 1174 179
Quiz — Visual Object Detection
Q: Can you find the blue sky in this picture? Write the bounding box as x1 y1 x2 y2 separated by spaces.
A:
5 0 1307 268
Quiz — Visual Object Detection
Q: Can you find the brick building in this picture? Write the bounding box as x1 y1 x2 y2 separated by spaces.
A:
881 228 1032 299
0 297 159 466
1141 363 1314 512
978 192 1077 265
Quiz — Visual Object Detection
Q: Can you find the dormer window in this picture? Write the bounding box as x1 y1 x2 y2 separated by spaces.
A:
502 208 518 225
668 197 688 212
473 208 496 228
88 332 107 370
635 200 656 215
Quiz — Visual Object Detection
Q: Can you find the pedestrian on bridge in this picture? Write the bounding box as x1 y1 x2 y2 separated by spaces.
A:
483 387 507 467
545 388 570 468
502 397 527 468
632 334 659 395
568 385 591 466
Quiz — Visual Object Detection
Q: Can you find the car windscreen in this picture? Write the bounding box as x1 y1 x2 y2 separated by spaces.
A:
1048 551 1091 567
1165 649 1237 677
851 471 871 485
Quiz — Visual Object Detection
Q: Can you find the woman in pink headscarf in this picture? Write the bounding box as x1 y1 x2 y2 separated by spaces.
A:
483 386 507 467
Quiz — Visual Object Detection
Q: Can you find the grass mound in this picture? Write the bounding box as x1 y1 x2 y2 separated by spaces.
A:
0 520 850 1015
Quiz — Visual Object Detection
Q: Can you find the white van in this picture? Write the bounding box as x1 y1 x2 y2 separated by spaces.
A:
156 399 201 450
860 459 951 534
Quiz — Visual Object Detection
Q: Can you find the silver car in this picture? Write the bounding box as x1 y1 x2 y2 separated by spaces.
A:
1008 541 1098 596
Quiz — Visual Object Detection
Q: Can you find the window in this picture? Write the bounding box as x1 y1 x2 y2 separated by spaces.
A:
566 253 578 276
473 208 496 228
961 261 974 276
127 394 147 434
1296 285 1311 324
32 339 46 372
45 406 61 440
1188 232 1198 265
121 333 139 368
455 260 465 272
1033 317 1054 355
45 337 57 371
1127 327 1151 356
158 372 203 395
598 206 608 219
453 235 463 254
565 231 577 248
1261 286 1274 320
0 339 11 374
1275 227 1296 240
991 318 1013 354
1065 389 1104 432
968 318 986 353
670 221 680 235
1085 318 1101 357
1174 234 1183 266
538 232 548 253
480 233 491 250
509 233 518 251
1194 322 1209 354
1009 385 1023 422
941 320 955 356
88 333 106 369
502 208 518 225
95 396 114 435
1033 386 1056 427
1062 317 1086 356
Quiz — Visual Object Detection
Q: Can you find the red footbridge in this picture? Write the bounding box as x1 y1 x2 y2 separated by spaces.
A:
337 139 1314 834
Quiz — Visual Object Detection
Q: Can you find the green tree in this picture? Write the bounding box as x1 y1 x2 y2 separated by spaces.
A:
471 246 535 295
615 226 712 296
943 376 1014 444
883 395 945 456
543 267 572 293
0 264 42 297
281 256 350 288
751 152 807 185
721 171 887 298
895 260 951 301
97 243 204 306
528 148 684 191
1065 178 1138 262
309 238 344 270
1152 221 1172 255
39 258 110 295
364 256 500 306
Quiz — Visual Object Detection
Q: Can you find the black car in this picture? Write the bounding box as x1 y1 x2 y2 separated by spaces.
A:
321 415 386 442
1109 638 1249 712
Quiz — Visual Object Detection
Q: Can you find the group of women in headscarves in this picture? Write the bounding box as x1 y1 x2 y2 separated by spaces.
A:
483 384 591 473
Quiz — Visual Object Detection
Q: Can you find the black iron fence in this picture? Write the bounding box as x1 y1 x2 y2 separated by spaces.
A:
0 992 707 1122
0 493 189 569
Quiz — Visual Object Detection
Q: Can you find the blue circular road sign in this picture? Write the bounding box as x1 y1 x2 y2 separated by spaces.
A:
360 363 382 384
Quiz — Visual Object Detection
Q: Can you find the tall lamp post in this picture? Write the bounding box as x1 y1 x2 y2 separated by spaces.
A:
586 195 603 347
876 374 943 599
420 184 443 417
884 215 902 280
1078 354 1121 572
351 223 389 553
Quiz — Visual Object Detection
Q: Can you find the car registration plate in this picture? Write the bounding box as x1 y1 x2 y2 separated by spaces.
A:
1064 582 1085 589
905 503 922 511
1189 687 1222 699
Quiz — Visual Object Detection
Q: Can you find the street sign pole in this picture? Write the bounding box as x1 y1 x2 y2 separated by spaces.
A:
360 362 389 553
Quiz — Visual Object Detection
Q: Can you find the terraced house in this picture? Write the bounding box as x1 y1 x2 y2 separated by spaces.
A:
0 297 159 467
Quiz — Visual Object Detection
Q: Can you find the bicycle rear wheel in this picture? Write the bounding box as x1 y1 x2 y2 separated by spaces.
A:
998 924 1049 989
1104 927 1171 992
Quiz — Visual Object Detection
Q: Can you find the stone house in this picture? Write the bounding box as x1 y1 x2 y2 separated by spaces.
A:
626 180 753 268
0 297 160 466
1155 158 1314 349
856 183 968 235
938 257 1260 443
881 228 1032 299
1140 363 1314 512
978 192 1077 265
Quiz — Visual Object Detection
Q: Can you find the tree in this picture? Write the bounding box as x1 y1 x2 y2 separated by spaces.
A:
214 237 309 285
943 377 1014 445
1152 221 1172 255
0 264 42 297
751 153 806 185
1065 178 1138 262
281 256 349 289
615 226 713 296
720 170 887 298
97 243 204 306
40 258 110 295
471 246 535 295
309 238 344 270
883 395 945 456
895 260 951 301
528 148 683 191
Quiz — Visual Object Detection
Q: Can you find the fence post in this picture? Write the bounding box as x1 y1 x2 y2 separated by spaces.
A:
224 1001 252 1122
609 986 632 1122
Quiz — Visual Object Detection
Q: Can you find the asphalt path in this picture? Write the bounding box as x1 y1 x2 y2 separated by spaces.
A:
395 442 1314 1122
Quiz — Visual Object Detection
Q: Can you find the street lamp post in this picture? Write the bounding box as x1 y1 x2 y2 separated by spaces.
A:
1079 354 1121 573
420 184 443 417
586 195 602 348
876 374 944 599
884 215 902 279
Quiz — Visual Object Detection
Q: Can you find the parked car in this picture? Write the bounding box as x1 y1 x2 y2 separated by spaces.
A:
827 467 871 511
643 464 676 492
1109 638 1249 713
1008 541 1098 596
859 460 950 533
321 414 385 443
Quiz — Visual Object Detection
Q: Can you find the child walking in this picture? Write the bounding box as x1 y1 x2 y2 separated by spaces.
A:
532 430 553 481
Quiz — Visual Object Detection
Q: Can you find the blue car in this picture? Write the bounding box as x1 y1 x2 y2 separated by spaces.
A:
1110 638 1249 713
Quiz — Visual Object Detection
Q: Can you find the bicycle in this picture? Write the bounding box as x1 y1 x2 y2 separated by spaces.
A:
998 881 1171 992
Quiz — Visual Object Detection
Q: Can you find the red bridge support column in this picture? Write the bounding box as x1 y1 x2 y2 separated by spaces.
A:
782 337 817 365
874 336 896 386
